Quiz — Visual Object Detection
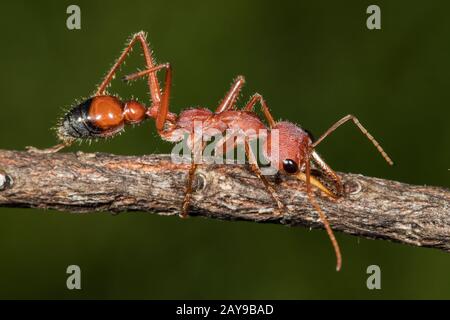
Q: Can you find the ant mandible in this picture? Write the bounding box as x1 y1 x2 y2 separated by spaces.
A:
27 31 394 271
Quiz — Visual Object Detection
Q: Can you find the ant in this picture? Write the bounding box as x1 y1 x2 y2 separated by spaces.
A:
27 31 393 271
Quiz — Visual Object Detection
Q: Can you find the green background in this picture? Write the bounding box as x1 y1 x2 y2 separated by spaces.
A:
0 0 449 299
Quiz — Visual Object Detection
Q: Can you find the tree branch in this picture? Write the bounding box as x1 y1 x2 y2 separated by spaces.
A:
0 149 449 253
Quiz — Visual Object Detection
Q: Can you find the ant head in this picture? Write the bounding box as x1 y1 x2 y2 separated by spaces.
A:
266 121 314 175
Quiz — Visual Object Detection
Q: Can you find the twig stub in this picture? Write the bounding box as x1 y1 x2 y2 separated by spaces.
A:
0 169 13 191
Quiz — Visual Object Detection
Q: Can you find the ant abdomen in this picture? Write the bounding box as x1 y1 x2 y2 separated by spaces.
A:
57 95 147 141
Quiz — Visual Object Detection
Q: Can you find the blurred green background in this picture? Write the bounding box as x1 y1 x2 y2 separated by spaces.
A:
0 0 449 299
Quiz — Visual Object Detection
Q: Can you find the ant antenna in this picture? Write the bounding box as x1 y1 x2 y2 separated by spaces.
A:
305 150 342 271
312 115 394 166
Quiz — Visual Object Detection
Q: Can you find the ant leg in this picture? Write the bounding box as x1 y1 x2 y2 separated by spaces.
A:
180 140 206 218
312 114 394 166
180 162 198 218
215 76 246 113
155 63 172 132
243 93 276 128
26 142 72 154
96 31 162 103
304 150 342 271
122 64 168 82
244 139 285 214
122 63 174 132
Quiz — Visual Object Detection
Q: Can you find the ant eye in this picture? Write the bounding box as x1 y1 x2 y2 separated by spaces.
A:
282 159 298 174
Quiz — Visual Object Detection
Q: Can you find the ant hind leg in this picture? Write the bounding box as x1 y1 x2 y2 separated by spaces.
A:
122 63 174 132
26 142 72 154
28 32 163 154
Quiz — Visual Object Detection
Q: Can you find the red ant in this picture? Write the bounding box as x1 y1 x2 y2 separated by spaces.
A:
27 31 393 271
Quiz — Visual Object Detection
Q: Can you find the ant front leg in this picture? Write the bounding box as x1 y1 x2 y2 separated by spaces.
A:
28 31 162 154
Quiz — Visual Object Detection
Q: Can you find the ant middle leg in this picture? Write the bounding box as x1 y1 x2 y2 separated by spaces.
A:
244 139 286 214
180 139 206 218
124 70 246 128
215 75 246 113
128 71 245 116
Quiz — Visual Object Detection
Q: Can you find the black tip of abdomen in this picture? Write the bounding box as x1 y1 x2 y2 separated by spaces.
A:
60 98 103 139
